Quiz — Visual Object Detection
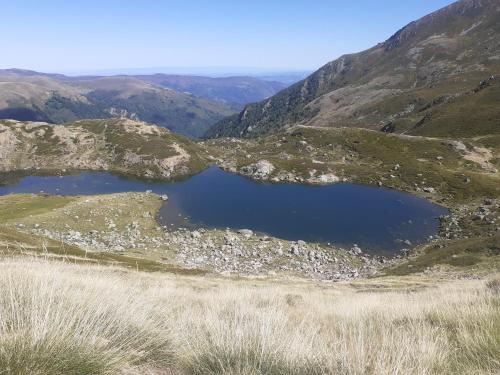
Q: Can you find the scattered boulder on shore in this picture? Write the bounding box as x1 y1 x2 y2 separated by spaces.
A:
240 160 275 179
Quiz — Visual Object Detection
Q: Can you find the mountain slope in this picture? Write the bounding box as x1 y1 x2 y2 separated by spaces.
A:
0 118 208 179
0 73 235 138
72 76 234 137
0 68 287 111
0 75 97 122
206 0 500 138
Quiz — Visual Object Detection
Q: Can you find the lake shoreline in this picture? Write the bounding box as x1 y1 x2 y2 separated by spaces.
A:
0 167 447 254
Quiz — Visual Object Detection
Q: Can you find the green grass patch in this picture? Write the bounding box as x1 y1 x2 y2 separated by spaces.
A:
381 236 500 276
209 127 500 204
0 194 75 221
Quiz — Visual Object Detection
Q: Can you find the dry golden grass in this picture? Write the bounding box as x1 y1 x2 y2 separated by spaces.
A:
0 258 498 375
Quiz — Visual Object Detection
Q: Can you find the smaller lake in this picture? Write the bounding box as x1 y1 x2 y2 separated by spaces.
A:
0 167 448 254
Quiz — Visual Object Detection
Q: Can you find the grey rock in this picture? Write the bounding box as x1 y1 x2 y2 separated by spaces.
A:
290 245 300 256
240 160 275 179
351 245 362 254
238 229 254 237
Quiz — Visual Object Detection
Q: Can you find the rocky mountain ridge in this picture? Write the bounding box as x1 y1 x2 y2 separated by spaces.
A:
206 0 500 139
0 118 208 179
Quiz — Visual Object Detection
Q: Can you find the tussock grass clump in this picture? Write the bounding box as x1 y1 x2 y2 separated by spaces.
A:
0 260 172 374
178 295 326 375
0 259 498 374
486 276 500 295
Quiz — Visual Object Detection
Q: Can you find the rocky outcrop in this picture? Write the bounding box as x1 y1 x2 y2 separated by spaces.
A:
0 119 208 179
240 160 275 179
438 198 499 241
172 228 381 280
4 191 383 281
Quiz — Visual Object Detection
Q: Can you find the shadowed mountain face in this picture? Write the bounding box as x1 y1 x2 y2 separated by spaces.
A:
206 0 500 139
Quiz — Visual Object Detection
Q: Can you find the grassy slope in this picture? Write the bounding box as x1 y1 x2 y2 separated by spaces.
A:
0 119 210 179
207 126 500 279
205 0 500 139
369 76 500 138
0 126 497 373
0 258 498 374
0 194 205 275
0 190 497 374
206 126 500 204
382 235 500 277
79 119 210 176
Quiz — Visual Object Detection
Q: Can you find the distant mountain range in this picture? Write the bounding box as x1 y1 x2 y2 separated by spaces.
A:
0 69 289 137
126 74 286 109
206 0 500 139
54 67 311 83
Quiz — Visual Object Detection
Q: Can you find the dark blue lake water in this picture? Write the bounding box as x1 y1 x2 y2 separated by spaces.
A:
0 167 448 254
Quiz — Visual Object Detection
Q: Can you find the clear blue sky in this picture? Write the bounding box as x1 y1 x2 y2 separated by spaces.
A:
1 0 456 74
